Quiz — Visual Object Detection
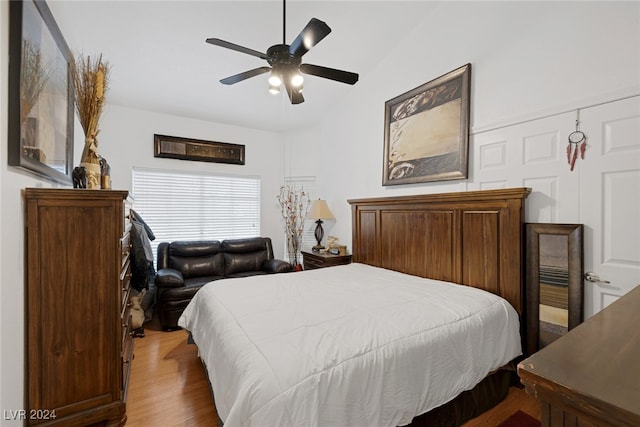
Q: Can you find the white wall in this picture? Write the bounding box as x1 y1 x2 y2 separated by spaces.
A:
0 3 285 417
284 1 640 247
98 104 287 250
0 0 67 416
2 0 639 419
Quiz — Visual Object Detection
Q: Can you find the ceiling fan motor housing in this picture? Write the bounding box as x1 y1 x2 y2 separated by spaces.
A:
267 44 301 68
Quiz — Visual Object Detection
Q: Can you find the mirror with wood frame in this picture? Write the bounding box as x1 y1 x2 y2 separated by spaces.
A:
525 223 584 355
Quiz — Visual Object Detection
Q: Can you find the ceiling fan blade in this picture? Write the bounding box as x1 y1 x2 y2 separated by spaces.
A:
299 63 359 85
289 18 332 57
206 38 268 60
284 81 304 104
220 67 271 85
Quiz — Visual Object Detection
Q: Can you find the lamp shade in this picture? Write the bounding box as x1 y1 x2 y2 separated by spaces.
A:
307 199 335 220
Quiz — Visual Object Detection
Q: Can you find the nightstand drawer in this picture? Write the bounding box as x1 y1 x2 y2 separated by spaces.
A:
302 250 352 270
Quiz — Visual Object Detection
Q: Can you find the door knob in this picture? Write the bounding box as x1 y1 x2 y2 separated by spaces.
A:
584 272 610 284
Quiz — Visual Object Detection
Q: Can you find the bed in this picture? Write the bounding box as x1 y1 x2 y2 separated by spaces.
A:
178 188 531 427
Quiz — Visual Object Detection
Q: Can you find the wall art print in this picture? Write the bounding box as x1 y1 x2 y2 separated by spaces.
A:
383 64 471 186
8 0 74 184
154 134 245 165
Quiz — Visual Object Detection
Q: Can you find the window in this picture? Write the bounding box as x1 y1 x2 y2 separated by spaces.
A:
132 167 260 257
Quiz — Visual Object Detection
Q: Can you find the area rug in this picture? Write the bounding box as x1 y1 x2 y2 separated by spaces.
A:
498 410 541 427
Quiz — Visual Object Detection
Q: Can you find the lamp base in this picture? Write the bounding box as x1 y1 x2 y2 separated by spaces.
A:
313 219 325 253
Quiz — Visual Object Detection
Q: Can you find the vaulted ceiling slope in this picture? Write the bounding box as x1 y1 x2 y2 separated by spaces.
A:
49 1 436 132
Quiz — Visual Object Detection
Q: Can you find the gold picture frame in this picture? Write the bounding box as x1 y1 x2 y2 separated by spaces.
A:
383 64 471 185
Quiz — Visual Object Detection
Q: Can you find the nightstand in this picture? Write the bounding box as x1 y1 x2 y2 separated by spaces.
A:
302 250 352 270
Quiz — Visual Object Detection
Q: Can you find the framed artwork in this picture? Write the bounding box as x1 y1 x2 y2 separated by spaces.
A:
154 134 245 165
525 223 584 355
383 64 471 186
8 0 74 185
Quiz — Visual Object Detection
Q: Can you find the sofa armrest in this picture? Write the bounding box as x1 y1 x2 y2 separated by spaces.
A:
155 268 185 287
263 259 295 274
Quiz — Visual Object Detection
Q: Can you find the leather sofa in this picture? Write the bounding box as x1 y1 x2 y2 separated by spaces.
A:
155 237 293 329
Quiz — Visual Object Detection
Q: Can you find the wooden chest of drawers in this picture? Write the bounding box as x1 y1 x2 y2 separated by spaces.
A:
25 189 131 426
518 285 640 427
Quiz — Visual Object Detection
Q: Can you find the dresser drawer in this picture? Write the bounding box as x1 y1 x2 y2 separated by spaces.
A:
121 313 133 401
120 231 131 268
121 312 133 352
120 258 132 314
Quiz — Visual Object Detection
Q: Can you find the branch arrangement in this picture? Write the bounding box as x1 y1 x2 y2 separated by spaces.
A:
277 185 311 266
71 53 110 164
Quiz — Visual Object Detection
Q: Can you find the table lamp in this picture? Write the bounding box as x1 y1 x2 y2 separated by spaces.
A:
307 199 335 252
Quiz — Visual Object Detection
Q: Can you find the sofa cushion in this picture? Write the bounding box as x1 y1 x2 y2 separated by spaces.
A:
225 270 269 279
168 241 224 278
221 237 269 253
183 276 223 288
224 251 268 275
155 268 184 287
160 276 221 302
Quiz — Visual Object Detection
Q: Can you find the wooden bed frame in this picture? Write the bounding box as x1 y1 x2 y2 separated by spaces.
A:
348 187 531 317
210 188 531 427
348 188 531 426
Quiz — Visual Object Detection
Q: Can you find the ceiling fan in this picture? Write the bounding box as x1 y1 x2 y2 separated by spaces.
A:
206 0 359 104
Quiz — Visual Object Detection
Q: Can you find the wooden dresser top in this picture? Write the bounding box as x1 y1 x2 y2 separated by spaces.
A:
518 284 640 425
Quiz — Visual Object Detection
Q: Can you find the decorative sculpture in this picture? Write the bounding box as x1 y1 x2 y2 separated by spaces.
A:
72 166 87 188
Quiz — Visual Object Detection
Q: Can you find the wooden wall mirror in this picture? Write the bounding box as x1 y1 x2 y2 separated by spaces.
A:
525 223 584 355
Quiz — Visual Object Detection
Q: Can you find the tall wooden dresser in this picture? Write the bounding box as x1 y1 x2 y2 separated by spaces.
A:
24 189 132 426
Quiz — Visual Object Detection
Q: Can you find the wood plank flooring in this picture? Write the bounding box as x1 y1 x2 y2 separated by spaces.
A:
125 319 541 426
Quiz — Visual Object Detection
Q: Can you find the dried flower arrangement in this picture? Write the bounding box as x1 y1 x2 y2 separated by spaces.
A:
71 53 110 188
277 184 311 267
20 39 50 124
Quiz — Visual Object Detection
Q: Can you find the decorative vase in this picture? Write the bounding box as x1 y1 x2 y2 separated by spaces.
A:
80 162 101 189
80 138 101 189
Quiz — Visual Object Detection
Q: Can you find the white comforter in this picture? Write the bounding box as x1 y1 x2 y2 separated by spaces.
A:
178 263 521 427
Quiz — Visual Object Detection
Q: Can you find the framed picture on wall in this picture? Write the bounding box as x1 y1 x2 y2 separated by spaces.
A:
382 64 471 186
8 0 74 185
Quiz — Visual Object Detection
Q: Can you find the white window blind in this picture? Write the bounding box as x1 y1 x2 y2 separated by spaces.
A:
132 168 260 258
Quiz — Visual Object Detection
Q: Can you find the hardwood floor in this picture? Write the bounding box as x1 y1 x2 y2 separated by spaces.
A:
126 320 218 426
126 318 541 426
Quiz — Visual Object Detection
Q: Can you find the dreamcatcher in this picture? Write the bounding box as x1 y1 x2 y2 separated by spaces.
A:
567 110 587 171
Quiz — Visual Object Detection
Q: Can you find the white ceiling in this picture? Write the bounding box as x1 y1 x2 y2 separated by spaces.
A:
48 1 436 132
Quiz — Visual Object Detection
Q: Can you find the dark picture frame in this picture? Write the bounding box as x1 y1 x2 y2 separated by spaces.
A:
383 64 471 186
525 223 584 355
8 0 74 185
154 134 245 165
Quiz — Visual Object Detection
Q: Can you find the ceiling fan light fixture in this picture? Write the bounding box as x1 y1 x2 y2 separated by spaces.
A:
268 72 282 87
290 72 304 87
268 81 281 95
206 1 358 104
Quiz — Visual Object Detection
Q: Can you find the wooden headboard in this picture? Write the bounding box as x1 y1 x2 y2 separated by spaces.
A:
348 188 531 315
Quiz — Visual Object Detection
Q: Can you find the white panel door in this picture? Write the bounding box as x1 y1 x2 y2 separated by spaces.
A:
579 96 640 318
471 112 580 223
